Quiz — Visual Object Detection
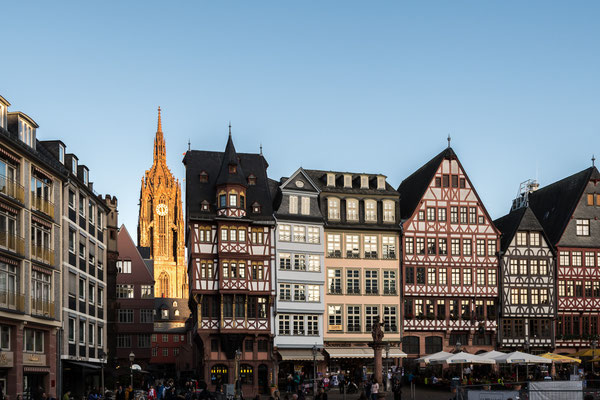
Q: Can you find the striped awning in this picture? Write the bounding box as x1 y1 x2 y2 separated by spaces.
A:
24 366 50 373
325 347 406 359
278 349 325 361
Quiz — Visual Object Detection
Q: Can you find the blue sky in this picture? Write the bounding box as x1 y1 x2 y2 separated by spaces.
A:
2 1 599 233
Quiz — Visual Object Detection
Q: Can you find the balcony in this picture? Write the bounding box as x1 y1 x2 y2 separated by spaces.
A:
0 290 25 312
31 243 54 265
31 194 54 218
0 231 24 255
0 175 24 203
31 296 55 319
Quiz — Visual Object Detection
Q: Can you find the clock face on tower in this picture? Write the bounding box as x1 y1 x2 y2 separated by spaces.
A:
156 203 168 216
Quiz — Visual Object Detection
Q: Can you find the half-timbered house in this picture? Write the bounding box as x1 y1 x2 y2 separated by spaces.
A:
398 146 500 358
184 130 276 396
528 165 600 353
494 205 556 352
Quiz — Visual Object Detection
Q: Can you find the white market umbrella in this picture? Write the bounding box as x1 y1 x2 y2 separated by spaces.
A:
430 352 495 379
491 351 551 381
478 350 505 359
416 351 453 365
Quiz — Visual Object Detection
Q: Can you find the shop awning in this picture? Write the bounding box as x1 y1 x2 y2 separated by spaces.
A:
65 360 102 370
278 349 325 361
325 347 406 359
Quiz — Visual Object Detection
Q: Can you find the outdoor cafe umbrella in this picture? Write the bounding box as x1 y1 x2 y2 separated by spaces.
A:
478 350 505 359
539 353 581 364
416 351 453 365
492 351 551 381
429 352 496 379
573 349 600 358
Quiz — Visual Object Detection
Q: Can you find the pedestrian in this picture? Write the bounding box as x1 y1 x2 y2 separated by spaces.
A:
315 388 327 400
370 379 379 400
338 372 344 394
392 376 402 400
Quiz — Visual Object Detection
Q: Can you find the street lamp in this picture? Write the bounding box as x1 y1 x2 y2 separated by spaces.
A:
99 350 106 397
455 342 463 380
312 345 318 398
129 352 135 389
524 340 531 381
591 340 598 374
384 343 390 392
234 349 242 400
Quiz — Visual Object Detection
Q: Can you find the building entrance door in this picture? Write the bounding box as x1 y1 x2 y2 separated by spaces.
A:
24 373 46 400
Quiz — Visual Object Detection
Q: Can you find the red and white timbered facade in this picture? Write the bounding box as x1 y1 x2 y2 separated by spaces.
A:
184 133 276 396
398 147 500 357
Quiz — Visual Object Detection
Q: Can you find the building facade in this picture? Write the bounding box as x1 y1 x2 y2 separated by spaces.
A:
39 140 110 397
273 168 325 386
0 96 63 398
137 109 190 377
184 131 276 396
528 166 600 353
398 147 500 358
494 205 555 352
304 169 403 376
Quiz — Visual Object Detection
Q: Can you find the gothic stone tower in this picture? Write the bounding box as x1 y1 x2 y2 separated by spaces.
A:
138 107 187 299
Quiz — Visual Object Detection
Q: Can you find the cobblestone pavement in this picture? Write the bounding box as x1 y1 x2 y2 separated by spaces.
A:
285 387 454 400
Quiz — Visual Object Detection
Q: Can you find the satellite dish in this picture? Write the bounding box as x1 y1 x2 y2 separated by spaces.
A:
132 364 142 371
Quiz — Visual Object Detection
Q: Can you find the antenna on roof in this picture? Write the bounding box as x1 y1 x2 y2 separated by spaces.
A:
593 155 596 167
188 139 191 152
260 143 263 156
447 134 451 148
228 121 232 138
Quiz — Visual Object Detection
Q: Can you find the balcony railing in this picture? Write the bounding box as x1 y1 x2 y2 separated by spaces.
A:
0 290 25 311
31 243 54 265
31 194 54 218
327 250 341 258
0 231 25 255
0 175 24 203
31 296 54 318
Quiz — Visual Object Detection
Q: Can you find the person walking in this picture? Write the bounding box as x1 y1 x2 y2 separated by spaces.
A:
370 379 379 400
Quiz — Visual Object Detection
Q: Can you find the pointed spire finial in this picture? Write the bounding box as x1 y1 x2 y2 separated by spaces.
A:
188 139 191 152
447 134 451 148
157 106 162 132
228 121 232 138
260 143 263 156
593 154 596 167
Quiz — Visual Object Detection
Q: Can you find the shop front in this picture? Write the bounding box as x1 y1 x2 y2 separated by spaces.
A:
324 347 405 385
276 349 325 392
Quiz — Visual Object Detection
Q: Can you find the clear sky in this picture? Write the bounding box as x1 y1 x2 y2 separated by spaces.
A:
2 1 599 233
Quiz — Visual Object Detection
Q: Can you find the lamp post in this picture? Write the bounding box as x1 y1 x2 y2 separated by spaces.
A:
455 342 463 380
129 352 135 389
524 340 531 381
234 349 242 400
312 345 318 398
99 350 106 397
592 340 598 374
384 343 390 392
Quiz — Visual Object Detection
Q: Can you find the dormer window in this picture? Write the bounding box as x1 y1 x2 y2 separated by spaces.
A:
327 173 335 187
18 119 35 148
199 171 208 183
72 158 77 174
82 169 88 185
252 202 261 213
343 175 352 188
0 104 6 129
360 175 369 189
58 145 65 164
248 174 256 185
201 200 210 211
229 164 237 174
377 176 386 190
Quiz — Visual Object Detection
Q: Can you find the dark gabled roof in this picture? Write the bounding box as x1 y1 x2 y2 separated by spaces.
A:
397 147 456 220
183 145 275 222
528 166 600 245
494 207 545 253
303 169 398 195
215 134 246 187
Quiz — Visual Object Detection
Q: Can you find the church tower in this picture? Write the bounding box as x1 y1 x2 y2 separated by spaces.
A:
138 107 187 299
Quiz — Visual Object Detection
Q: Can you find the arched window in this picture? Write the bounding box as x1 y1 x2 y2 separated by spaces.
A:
157 272 170 298
425 336 442 354
328 198 340 220
240 364 254 384
210 364 228 384
346 198 358 221
402 336 420 355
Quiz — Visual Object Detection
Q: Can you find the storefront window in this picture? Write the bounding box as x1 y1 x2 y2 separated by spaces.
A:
211 364 228 385
240 364 254 384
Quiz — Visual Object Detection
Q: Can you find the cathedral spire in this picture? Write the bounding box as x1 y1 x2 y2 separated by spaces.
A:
154 106 166 163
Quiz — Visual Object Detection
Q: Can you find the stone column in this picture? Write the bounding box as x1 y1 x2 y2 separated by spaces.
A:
369 320 386 400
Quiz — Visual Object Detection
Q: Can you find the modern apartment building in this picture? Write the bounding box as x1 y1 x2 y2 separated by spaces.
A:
273 168 325 386
39 140 110 397
0 95 64 399
304 169 403 377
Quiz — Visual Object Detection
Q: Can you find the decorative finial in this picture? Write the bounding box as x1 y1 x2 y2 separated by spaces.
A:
260 143 263 156
593 154 596 167
188 139 191 152
447 134 451 148
228 121 232 138
157 106 162 132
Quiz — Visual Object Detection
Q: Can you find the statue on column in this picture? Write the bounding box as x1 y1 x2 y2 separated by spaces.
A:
372 318 384 343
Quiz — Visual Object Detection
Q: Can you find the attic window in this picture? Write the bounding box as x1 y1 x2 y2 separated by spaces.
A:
229 164 237 174
377 176 386 190
252 202 261 213
248 174 256 185
199 171 208 183
201 200 210 211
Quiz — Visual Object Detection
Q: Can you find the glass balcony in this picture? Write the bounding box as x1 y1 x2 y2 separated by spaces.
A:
31 296 54 318
31 243 54 265
31 194 54 218
0 290 24 311
0 231 25 255
0 175 24 203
